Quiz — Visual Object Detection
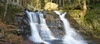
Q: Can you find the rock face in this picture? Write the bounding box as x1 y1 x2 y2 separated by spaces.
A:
19 12 64 38
16 15 31 36
18 11 79 38
0 19 23 43
45 14 64 38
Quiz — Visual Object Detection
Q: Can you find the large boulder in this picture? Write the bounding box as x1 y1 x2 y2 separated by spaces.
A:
44 2 58 11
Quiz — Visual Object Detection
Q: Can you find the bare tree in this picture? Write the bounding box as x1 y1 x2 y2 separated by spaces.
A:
59 0 61 7
4 0 9 17
17 0 19 5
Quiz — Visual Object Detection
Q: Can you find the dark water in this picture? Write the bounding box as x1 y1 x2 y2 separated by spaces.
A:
34 40 63 44
47 40 63 44
34 39 98 44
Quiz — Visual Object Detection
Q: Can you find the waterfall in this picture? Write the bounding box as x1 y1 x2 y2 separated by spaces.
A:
54 11 88 44
37 11 56 40
25 10 87 44
25 11 49 44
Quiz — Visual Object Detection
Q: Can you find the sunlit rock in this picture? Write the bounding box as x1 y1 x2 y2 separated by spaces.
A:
44 2 58 11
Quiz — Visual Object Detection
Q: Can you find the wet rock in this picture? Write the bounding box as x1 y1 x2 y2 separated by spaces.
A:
22 39 34 44
55 18 63 27
0 41 6 44
45 13 64 38
15 12 25 16
16 14 31 36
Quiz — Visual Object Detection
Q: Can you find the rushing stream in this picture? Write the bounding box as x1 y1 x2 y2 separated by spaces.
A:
25 10 88 44
25 10 56 44
37 11 56 40
54 11 88 44
25 11 49 44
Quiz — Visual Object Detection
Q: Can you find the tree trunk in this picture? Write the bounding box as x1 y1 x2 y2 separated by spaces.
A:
83 0 87 15
68 0 71 5
13 0 15 3
17 0 19 5
19 0 22 6
59 0 61 7
51 0 52 3
4 0 8 17
56 0 57 3
63 0 64 7
44 0 49 4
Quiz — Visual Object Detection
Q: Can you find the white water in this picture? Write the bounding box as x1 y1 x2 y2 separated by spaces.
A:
54 11 88 44
25 11 49 44
37 11 56 40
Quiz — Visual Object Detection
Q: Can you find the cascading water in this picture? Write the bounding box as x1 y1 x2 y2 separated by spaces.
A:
54 11 88 44
25 11 49 44
25 10 87 44
37 11 56 40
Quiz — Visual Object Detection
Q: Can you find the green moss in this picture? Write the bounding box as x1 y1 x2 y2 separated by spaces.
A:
0 6 5 17
85 9 97 24
83 3 100 38
89 3 100 8
68 10 81 19
80 15 84 21
0 4 22 24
